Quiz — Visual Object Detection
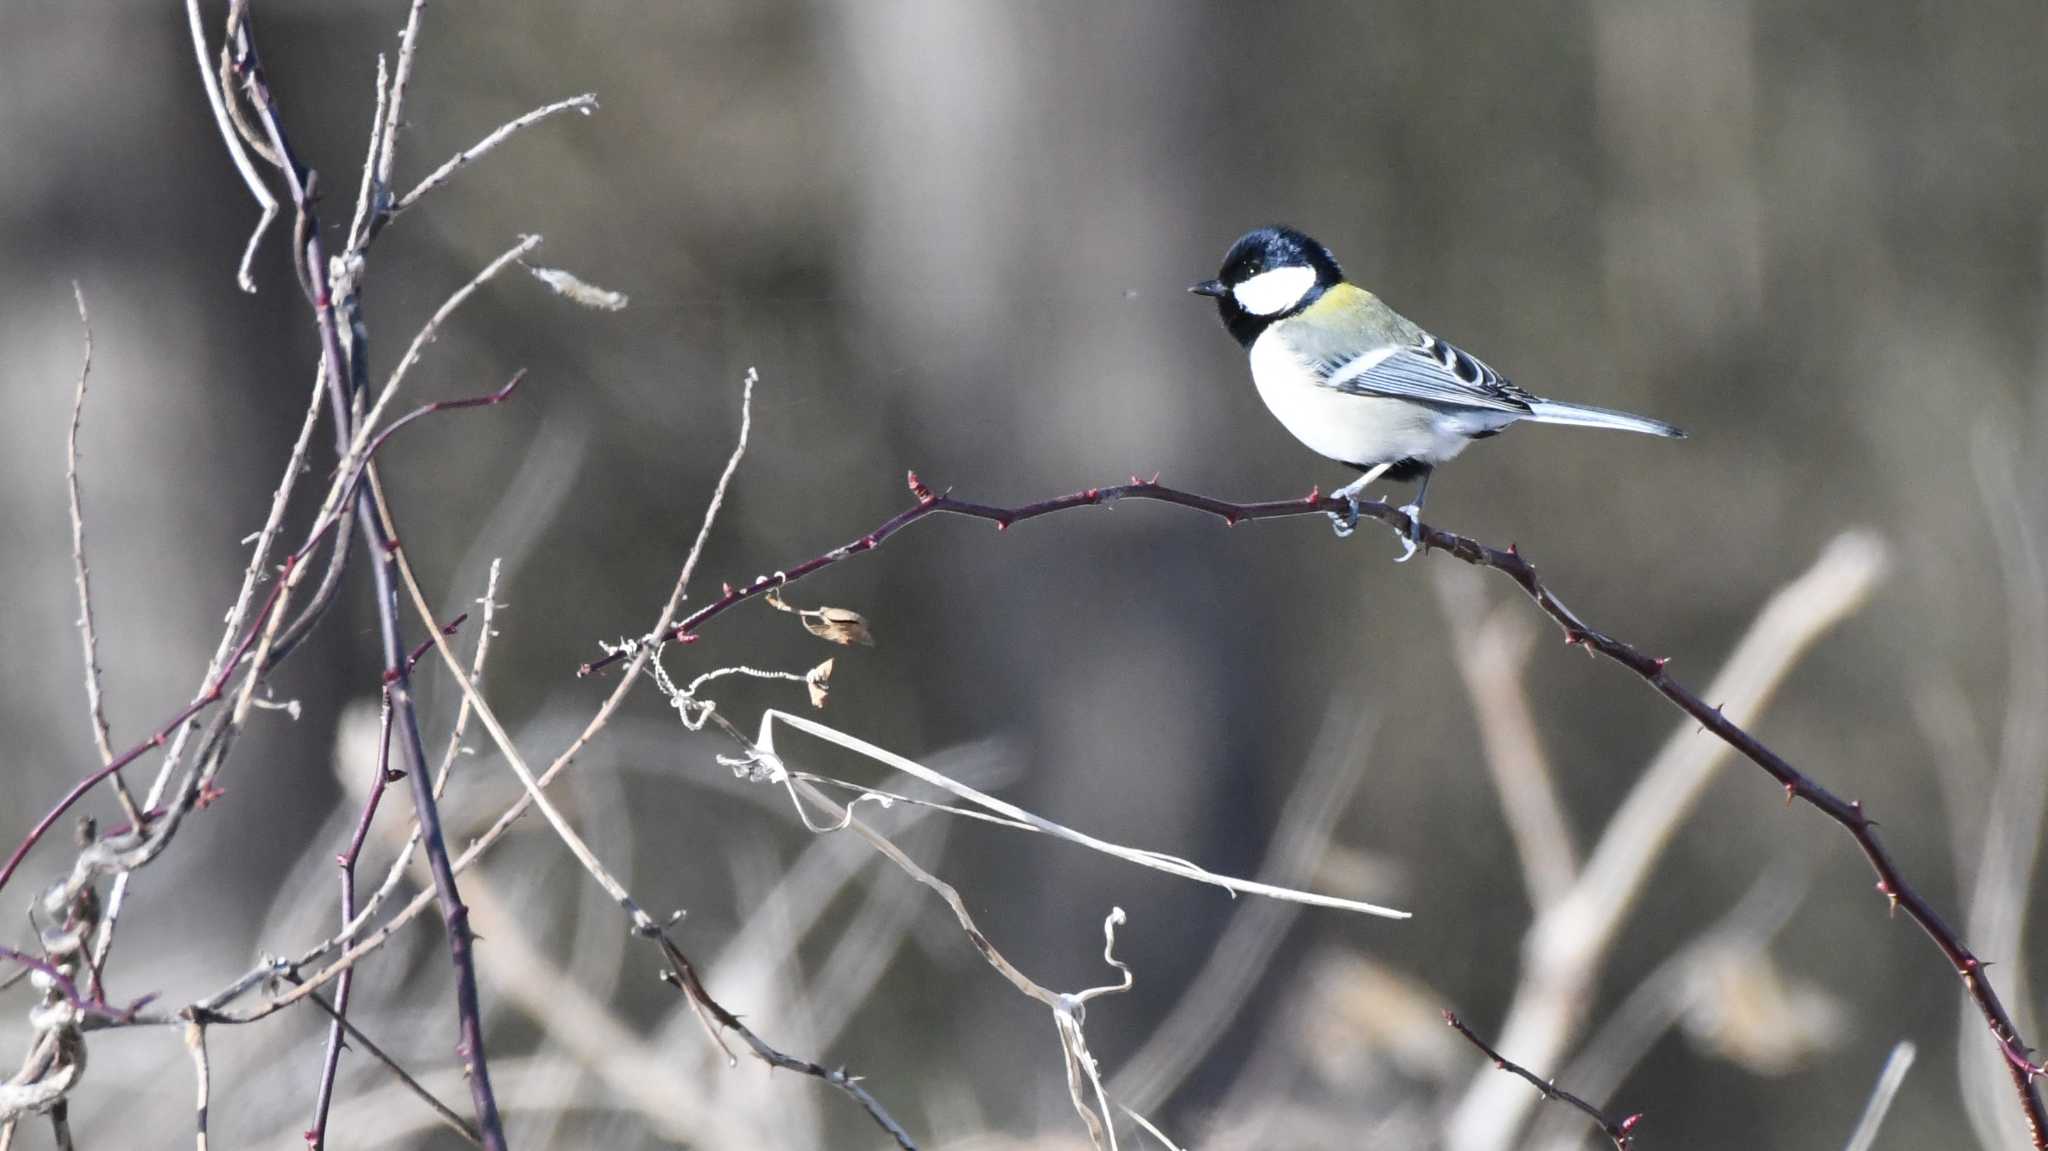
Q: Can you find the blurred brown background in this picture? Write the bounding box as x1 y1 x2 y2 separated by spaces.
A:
2 2 2045 1148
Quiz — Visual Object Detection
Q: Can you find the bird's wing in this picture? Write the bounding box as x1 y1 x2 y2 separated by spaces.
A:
1319 334 1536 415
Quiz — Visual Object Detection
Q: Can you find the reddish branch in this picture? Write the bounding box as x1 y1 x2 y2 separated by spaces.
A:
1445 1011 1640 1149
0 946 155 1028
0 391 496 901
234 8 510 1147
581 470 2048 1146
305 688 398 1150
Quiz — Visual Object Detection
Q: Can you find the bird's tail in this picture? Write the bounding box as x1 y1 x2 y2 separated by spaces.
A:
1524 399 1685 439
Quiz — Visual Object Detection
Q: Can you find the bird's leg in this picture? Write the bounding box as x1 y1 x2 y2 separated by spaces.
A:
1328 463 1392 539
1392 469 1432 563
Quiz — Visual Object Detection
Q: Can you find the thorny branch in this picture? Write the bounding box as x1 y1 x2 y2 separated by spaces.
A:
8 5 2035 1145
1445 1011 1640 1150
0 374 520 901
8 1 605 1144
372 376 925 1147
304 687 397 1151
62 285 138 829
653 934 918 1151
581 472 2048 1145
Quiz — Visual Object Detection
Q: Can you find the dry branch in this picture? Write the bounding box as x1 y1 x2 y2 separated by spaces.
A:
575 472 2043 1145
1445 1011 1640 1150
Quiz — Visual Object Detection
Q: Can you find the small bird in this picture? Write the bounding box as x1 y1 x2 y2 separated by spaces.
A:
1192 226 1684 559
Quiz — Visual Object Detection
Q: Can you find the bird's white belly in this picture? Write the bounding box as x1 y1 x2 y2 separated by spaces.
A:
1248 335 1510 467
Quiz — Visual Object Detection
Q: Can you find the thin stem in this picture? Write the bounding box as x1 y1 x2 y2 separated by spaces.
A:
0 376 516 901
306 687 397 1149
231 8 509 1144
577 472 2048 1145
653 933 918 1151
391 94 598 217
62 284 139 828
351 480 506 1147
1445 1011 1639 1150
293 984 482 1148
183 1019 210 1151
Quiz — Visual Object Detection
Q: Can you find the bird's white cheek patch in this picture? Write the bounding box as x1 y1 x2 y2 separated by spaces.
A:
1231 266 1316 316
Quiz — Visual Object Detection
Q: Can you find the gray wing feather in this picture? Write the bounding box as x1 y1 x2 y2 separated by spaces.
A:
1322 335 1536 414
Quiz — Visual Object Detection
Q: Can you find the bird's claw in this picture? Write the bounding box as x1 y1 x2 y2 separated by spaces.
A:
1327 496 1361 539
1390 504 1424 562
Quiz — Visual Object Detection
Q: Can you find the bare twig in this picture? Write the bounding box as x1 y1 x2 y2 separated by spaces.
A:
763 766 1151 1151
219 376 758 1023
230 14 510 1144
1958 427 2048 1151
343 54 389 255
392 95 599 216
305 687 397 1150
1527 863 1807 1151
0 373 520 901
653 932 918 1150
183 0 275 289
1844 1042 1918 1151
370 374 915 1147
89 343 327 986
572 473 2040 1141
356 0 428 248
299 560 503 970
296 985 482 1148
0 947 152 1030
1445 1011 1640 1150
454 872 742 1146
182 1019 209 1151
62 284 141 830
350 235 541 451
1448 533 1891 1149
374 469 660 934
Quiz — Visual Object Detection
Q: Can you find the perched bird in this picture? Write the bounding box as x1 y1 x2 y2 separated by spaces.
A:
1191 226 1684 559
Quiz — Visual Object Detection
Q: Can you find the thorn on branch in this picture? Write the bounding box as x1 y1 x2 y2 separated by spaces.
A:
1443 1009 1637 1149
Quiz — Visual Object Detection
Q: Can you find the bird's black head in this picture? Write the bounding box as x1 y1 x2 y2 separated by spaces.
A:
1189 225 1346 347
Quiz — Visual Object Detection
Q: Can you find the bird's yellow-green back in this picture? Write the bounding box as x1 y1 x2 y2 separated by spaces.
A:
1274 282 1423 370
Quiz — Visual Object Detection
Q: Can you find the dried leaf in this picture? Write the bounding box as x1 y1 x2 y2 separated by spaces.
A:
801 606 874 647
806 658 835 709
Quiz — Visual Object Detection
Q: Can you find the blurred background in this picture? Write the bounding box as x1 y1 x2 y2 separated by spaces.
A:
2 2 2045 1148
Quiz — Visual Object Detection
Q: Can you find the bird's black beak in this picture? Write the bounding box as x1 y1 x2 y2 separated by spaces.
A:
1188 279 1229 298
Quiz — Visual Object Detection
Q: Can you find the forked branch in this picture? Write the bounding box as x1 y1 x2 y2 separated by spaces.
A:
579 472 2047 1144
